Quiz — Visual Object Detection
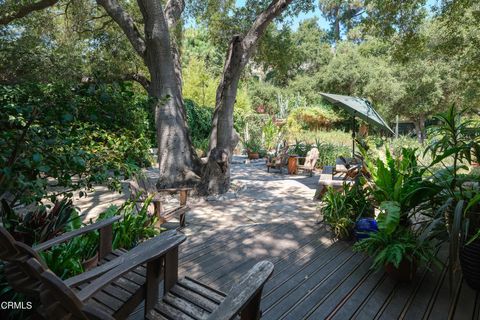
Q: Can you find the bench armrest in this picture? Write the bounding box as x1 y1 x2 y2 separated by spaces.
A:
33 216 121 252
208 260 274 320
76 232 186 302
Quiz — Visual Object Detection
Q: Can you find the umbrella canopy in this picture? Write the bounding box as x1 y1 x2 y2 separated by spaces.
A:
320 93 394 134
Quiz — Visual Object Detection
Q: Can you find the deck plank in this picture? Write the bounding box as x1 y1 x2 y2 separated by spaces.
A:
127 222 477 320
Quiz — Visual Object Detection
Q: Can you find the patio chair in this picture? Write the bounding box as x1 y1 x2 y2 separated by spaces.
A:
129 175 191 228
266 145 289 173
296 147 319 176
1 223 274 320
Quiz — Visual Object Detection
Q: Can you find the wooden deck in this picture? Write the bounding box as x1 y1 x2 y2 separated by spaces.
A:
130 221 479 319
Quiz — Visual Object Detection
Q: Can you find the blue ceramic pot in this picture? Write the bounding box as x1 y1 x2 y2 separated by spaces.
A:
354 218 378 240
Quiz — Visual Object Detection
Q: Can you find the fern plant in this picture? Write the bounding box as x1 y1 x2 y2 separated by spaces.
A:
354 201 436 270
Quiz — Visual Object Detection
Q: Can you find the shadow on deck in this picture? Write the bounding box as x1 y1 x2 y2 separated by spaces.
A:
128 221 479 320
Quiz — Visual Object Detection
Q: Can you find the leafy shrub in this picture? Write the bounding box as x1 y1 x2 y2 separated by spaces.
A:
0 83 152 206
39 197 159 280
322 184 372 239
315 140 350 167
99 197 159 250
288 105 340 131
353 202 435 270
185 99 213 143
353 226 435 270
262 118 282 151
0 199 80 246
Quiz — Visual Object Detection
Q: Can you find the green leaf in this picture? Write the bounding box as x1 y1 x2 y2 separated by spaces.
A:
378 201 401 235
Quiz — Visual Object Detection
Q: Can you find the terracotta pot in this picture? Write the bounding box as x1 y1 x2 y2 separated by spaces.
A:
385 258 417 282
82 252 99 271
460 239 480 291
287 156 298 174
248 152 259 160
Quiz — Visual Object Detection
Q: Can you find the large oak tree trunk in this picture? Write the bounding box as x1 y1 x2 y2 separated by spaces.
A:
138 0 199 188
198 37 243 194
199 0 293 195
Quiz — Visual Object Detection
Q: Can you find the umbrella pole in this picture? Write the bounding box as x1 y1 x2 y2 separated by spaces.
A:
352 115 356 158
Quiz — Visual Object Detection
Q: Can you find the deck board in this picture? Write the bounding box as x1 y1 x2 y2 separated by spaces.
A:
128 221 478 320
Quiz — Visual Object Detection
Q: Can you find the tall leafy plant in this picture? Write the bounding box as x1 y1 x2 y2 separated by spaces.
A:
423 105 480 277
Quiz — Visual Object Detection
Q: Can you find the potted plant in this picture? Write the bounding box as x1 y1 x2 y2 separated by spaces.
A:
321 184 373 240
244 140 261 159
455 194 480 290
423 106 480 290
353 201 436 282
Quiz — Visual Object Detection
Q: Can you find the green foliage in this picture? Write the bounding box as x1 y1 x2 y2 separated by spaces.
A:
288 105 340 131
322 184 372 239
0 198 80 246
353 226 434 270
40 197 160 280
363 146 437 218
185 99 213 141
262 118 282 151
99 197 159 250
183 59 219 107
354 196 435 271
419 105 480 279
0 83 152 206
315 140 350 167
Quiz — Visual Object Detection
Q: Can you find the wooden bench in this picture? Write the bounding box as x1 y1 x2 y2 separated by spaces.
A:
1 216 179 319
1 223 274 319
129 175 191 228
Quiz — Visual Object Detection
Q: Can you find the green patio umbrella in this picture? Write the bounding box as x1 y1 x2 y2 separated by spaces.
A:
320 92 394 157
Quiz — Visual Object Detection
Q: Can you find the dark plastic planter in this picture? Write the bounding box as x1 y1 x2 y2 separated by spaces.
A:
460 239 480 291
385 258 417 282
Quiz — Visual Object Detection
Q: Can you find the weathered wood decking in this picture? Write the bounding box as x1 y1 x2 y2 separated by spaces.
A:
129 221 480 320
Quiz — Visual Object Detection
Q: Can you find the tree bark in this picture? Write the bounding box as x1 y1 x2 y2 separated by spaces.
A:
98 0 199 188
137 0 199 188
413 115 426 144
199 0 293 195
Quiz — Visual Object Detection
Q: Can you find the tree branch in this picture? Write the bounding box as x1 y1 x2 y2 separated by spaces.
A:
0 0 59 25
124 72 150 90
96 0 146 58
241 0 293 56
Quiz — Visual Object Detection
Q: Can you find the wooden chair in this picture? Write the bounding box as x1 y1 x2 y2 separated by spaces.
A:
129 175 191 228
1 225 274 320
1 218 183 319
266 145 289 173
296 147 319 176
